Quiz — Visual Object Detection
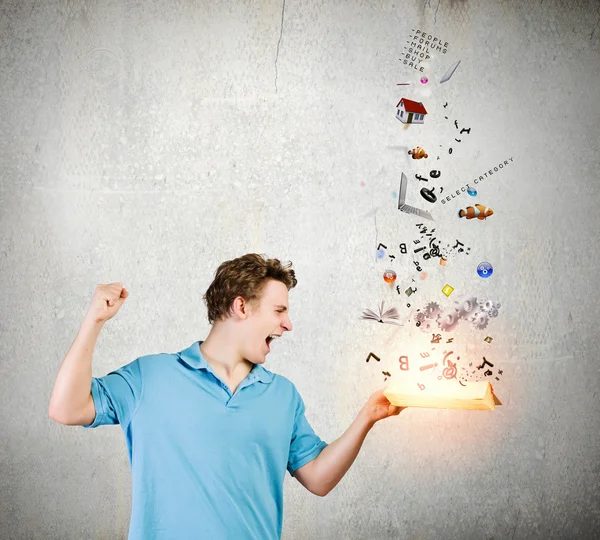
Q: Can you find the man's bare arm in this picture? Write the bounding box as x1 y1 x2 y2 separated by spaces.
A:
48 282 128 425
48 317 103 425
296 391 403 496
293 408 374 497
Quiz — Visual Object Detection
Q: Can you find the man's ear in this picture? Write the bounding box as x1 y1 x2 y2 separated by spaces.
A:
231 296 253 320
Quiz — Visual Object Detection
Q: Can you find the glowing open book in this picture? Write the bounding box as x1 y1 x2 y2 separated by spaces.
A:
384 379 502 411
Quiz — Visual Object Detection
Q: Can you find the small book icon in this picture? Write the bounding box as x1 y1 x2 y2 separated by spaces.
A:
384 379 502 411
360 301 403 326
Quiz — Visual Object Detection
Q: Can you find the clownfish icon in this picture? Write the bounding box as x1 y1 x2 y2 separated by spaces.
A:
458 204 494 220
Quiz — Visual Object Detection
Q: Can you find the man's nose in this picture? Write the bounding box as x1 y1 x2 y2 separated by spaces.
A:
282 317 292 332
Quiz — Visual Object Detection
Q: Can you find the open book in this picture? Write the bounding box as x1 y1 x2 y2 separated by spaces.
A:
360 301 403 326
384 379 502 411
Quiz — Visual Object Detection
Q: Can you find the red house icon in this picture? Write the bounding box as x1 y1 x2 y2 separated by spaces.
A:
396 98 428 124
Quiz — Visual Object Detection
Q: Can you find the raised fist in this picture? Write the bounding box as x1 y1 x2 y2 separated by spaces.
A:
85 282 129 324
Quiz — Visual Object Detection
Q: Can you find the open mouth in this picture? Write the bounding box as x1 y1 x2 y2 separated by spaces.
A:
265 334 278 352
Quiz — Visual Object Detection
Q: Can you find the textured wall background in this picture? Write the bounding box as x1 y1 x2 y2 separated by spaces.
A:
1 0 599 538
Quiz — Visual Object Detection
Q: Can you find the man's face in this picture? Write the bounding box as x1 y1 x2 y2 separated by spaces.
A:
241 279 293 364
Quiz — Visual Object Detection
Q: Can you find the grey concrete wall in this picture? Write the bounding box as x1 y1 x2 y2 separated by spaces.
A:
1 0 599 538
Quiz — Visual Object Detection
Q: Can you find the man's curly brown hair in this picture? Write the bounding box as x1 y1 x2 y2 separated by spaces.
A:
203 253 298 324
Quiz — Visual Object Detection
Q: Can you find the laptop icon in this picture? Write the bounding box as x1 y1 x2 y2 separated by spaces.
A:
398 172 434 221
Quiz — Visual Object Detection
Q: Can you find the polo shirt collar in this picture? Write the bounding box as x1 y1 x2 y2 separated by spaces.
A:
177 340 274 384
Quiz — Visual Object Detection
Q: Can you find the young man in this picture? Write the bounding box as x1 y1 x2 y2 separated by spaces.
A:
49 253 403 539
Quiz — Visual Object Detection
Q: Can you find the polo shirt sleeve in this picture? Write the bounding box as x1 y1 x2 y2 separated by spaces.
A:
287 388 328 476
81 358 143 429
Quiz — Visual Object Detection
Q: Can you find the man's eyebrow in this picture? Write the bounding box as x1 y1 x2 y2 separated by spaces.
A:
274 305 288 311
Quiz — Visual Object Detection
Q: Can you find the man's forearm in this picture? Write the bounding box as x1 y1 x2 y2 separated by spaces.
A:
48 316 104 421
312 407 376 496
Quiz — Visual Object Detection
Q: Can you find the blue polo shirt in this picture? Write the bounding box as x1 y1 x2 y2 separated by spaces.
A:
82 340 328 539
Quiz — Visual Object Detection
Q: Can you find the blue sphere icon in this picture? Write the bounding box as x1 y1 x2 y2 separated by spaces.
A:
467 186 477 197
477 261 493 278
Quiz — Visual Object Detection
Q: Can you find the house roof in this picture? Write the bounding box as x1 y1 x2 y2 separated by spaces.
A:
396 98 428 114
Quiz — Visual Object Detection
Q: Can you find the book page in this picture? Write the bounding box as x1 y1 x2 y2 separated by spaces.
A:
385 378 489 400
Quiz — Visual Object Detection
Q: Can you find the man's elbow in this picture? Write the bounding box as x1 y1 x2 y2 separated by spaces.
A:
293 459 334 496
313 484 333 497
48 404 64 423
48 408 69 425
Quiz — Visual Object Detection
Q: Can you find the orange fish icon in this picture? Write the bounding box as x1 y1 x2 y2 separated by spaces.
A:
458 204 494 220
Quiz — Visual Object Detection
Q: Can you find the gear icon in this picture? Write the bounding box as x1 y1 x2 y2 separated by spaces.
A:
472 311 490 330
413 311 426 323
438 307 461 332
479 299 495 312
419 319 433 333
488 308 499 318
424 302 441 319
454 294 478 319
